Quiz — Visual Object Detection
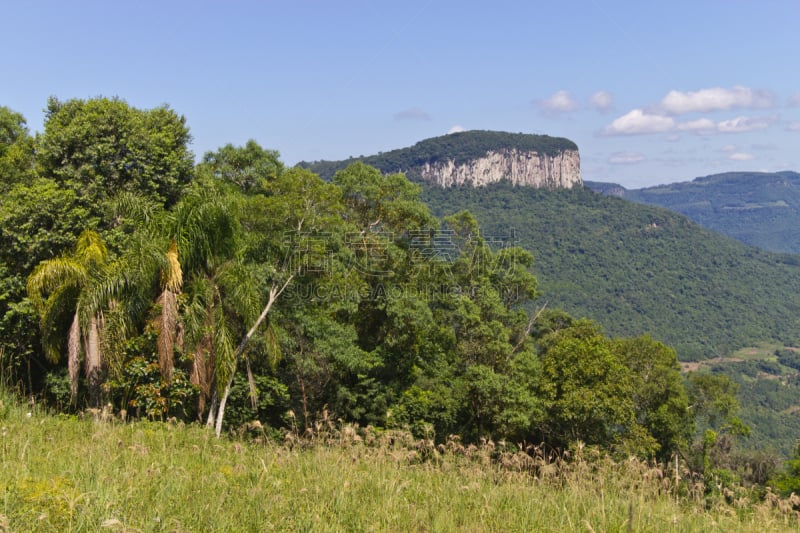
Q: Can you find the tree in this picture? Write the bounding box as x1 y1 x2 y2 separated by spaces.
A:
27 230 109 406
198 140 284 194
211 166 345 436
0 106 35 193
99 180 243 413
687 372 747 432
614 335 693 460
536 320 635 449
37 97 194 210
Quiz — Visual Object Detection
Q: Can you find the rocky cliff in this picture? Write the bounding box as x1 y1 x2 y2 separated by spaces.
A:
419 147 581 189
299 130 583 190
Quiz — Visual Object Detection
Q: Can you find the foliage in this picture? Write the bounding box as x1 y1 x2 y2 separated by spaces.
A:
37 96 194 209
198 139 284 194
105 330 198 420
0 104 752 469
0 106 35 193
422 181 800 361
26 230 109 406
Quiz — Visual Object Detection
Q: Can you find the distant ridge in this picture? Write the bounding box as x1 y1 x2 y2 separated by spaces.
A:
299 130 582 190
421 181 800 362
586 171 800 254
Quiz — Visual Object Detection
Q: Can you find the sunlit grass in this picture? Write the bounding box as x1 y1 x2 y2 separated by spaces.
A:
1 392 799 532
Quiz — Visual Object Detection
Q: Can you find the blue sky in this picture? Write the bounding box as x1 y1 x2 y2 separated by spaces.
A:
3 1 799 188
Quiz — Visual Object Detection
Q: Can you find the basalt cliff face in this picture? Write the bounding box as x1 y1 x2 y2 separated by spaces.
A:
419 148 581 189
299 130 583 190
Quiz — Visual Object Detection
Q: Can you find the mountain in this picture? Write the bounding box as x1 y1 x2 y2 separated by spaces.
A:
300 133 800 361
586 171 800 254
421 182 800 362
300 130 582 189
421 183 800 454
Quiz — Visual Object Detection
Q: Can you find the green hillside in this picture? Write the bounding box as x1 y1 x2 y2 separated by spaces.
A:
586 171 800 254
422 182 800 362
300 130 577 181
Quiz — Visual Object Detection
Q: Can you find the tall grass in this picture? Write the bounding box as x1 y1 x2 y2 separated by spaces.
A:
1 391 798 532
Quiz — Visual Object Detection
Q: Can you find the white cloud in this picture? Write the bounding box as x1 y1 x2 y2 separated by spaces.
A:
394 107 431 121
677 118 716 133
717 115 773 133
787 121 800 132
589 91 613 112
603 109 675 135
665 134 681 142
447 125 466 134
720 144 738 153
608 151 645 164
657 86 774 115
729 152 755 161
537 90 578 115
789 93 800 107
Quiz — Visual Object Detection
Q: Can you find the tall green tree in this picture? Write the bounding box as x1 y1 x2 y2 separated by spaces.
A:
37 96 194 210
199 140 284 194
212 166 345 436
536 320 635 450
614 335 693 460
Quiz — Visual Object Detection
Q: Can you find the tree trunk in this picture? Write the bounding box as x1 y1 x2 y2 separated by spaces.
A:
155 288 178 383
67 312 81 405
215 279 290 437
206 390 218 428
84 314 103 407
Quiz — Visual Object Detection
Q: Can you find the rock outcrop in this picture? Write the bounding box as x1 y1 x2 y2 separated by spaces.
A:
419 148 581 189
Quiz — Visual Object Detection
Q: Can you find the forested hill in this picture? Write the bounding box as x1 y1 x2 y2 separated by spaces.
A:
422 182 800 361
299 130 578 184
586 171 800 254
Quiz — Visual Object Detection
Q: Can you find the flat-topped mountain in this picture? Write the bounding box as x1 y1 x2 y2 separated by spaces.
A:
300 130 582 190
586 171 800 254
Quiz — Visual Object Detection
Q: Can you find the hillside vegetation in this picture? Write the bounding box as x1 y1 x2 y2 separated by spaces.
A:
587 171 800 254
5 102 800 512
1 101 705 463
422 183 800 361
300 130 577 180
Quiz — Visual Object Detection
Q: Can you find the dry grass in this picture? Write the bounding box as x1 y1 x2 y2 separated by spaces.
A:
1 393 799 532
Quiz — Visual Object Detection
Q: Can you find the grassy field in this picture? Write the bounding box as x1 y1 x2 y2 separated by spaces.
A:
1 393 799 532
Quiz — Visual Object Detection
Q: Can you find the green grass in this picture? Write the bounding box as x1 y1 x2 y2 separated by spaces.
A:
730 342 787 362
1 392 799 532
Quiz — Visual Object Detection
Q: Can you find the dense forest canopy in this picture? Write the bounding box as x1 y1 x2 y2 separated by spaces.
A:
587 171 800 255
422 182 800 361
0 98 789 485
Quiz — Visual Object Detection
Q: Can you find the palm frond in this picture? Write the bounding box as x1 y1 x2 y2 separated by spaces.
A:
99 300 129 380
262 320 283 369
38 284 81 363
182 276 214 349
212 308 236 395
74 230 108 268
217 260 262 326
107 191 160 228
244 356 258 410
161 240 183 293
27 258 87 311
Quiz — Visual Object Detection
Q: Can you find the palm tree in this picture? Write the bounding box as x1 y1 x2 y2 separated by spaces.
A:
103 182 252 420
27 230 108 406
